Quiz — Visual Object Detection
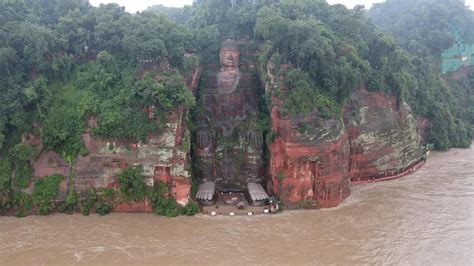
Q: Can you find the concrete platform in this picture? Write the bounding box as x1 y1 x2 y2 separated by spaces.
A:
202 204 271 216
201 191 271 216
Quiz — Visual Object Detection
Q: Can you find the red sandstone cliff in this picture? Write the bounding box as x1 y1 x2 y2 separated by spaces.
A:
25 62 200 212
344 89 423 183
28 111 191 211
23 53 424 211
268 108 351 208
265 63 424 208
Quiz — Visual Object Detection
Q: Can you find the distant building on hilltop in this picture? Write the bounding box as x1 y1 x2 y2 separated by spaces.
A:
441 34 474 74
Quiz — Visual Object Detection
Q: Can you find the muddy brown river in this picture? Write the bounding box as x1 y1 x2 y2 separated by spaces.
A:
1 146 473 265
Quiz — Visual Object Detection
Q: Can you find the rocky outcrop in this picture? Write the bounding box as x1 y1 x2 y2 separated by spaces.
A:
344 89 423 183
268 108 351 208
265 63 424 208
24 48 425 212
26 60 201 211
29 111 191 209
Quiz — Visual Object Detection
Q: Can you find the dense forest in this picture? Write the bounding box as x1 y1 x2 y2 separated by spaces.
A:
0 0 197 214
370 0 474 150
0 0 472 214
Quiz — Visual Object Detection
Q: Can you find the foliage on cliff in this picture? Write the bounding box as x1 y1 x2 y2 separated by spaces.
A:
184 0 473 149
369 0 474 149
180 0 472 149
31 174 64 215
2 0 471 156
0 0 194 153
179 1 418 121
149 181 200 217
117 166 147 201
0 0 472 214
0 0 195 211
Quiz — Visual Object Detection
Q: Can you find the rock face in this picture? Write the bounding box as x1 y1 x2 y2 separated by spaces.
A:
344 89 423 183
30 111 191 210
27 61 199 211
194 40 265 190
265 63 424 208
268 108 351 208
26 45 425 212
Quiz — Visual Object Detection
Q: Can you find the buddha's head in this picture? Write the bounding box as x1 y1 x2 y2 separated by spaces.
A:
220 39 240 71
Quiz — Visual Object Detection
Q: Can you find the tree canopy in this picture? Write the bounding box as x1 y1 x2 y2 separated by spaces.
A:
0 0 195 156
370 0 474 150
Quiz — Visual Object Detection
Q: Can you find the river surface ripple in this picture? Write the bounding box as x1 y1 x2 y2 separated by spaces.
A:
1 146 473 265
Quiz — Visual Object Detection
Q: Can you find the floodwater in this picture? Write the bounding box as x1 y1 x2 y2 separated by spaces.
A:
1 146 473 265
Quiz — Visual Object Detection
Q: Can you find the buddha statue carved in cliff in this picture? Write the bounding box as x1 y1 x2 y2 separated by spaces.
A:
195 39 268 205
217 40 240 94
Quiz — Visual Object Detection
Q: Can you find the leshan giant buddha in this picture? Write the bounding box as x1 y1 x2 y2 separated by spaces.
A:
195 39 268 205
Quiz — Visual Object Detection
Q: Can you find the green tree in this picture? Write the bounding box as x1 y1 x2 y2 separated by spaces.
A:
118 166 146 201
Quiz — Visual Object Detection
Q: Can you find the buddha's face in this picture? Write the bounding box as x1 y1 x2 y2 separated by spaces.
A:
220 47 240 69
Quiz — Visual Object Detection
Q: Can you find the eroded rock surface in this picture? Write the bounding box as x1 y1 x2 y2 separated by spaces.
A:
265 63 424 208
27 60 201 210
29 112 191 209
268 108 351 208
344 89 423 183
26 45 425 211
